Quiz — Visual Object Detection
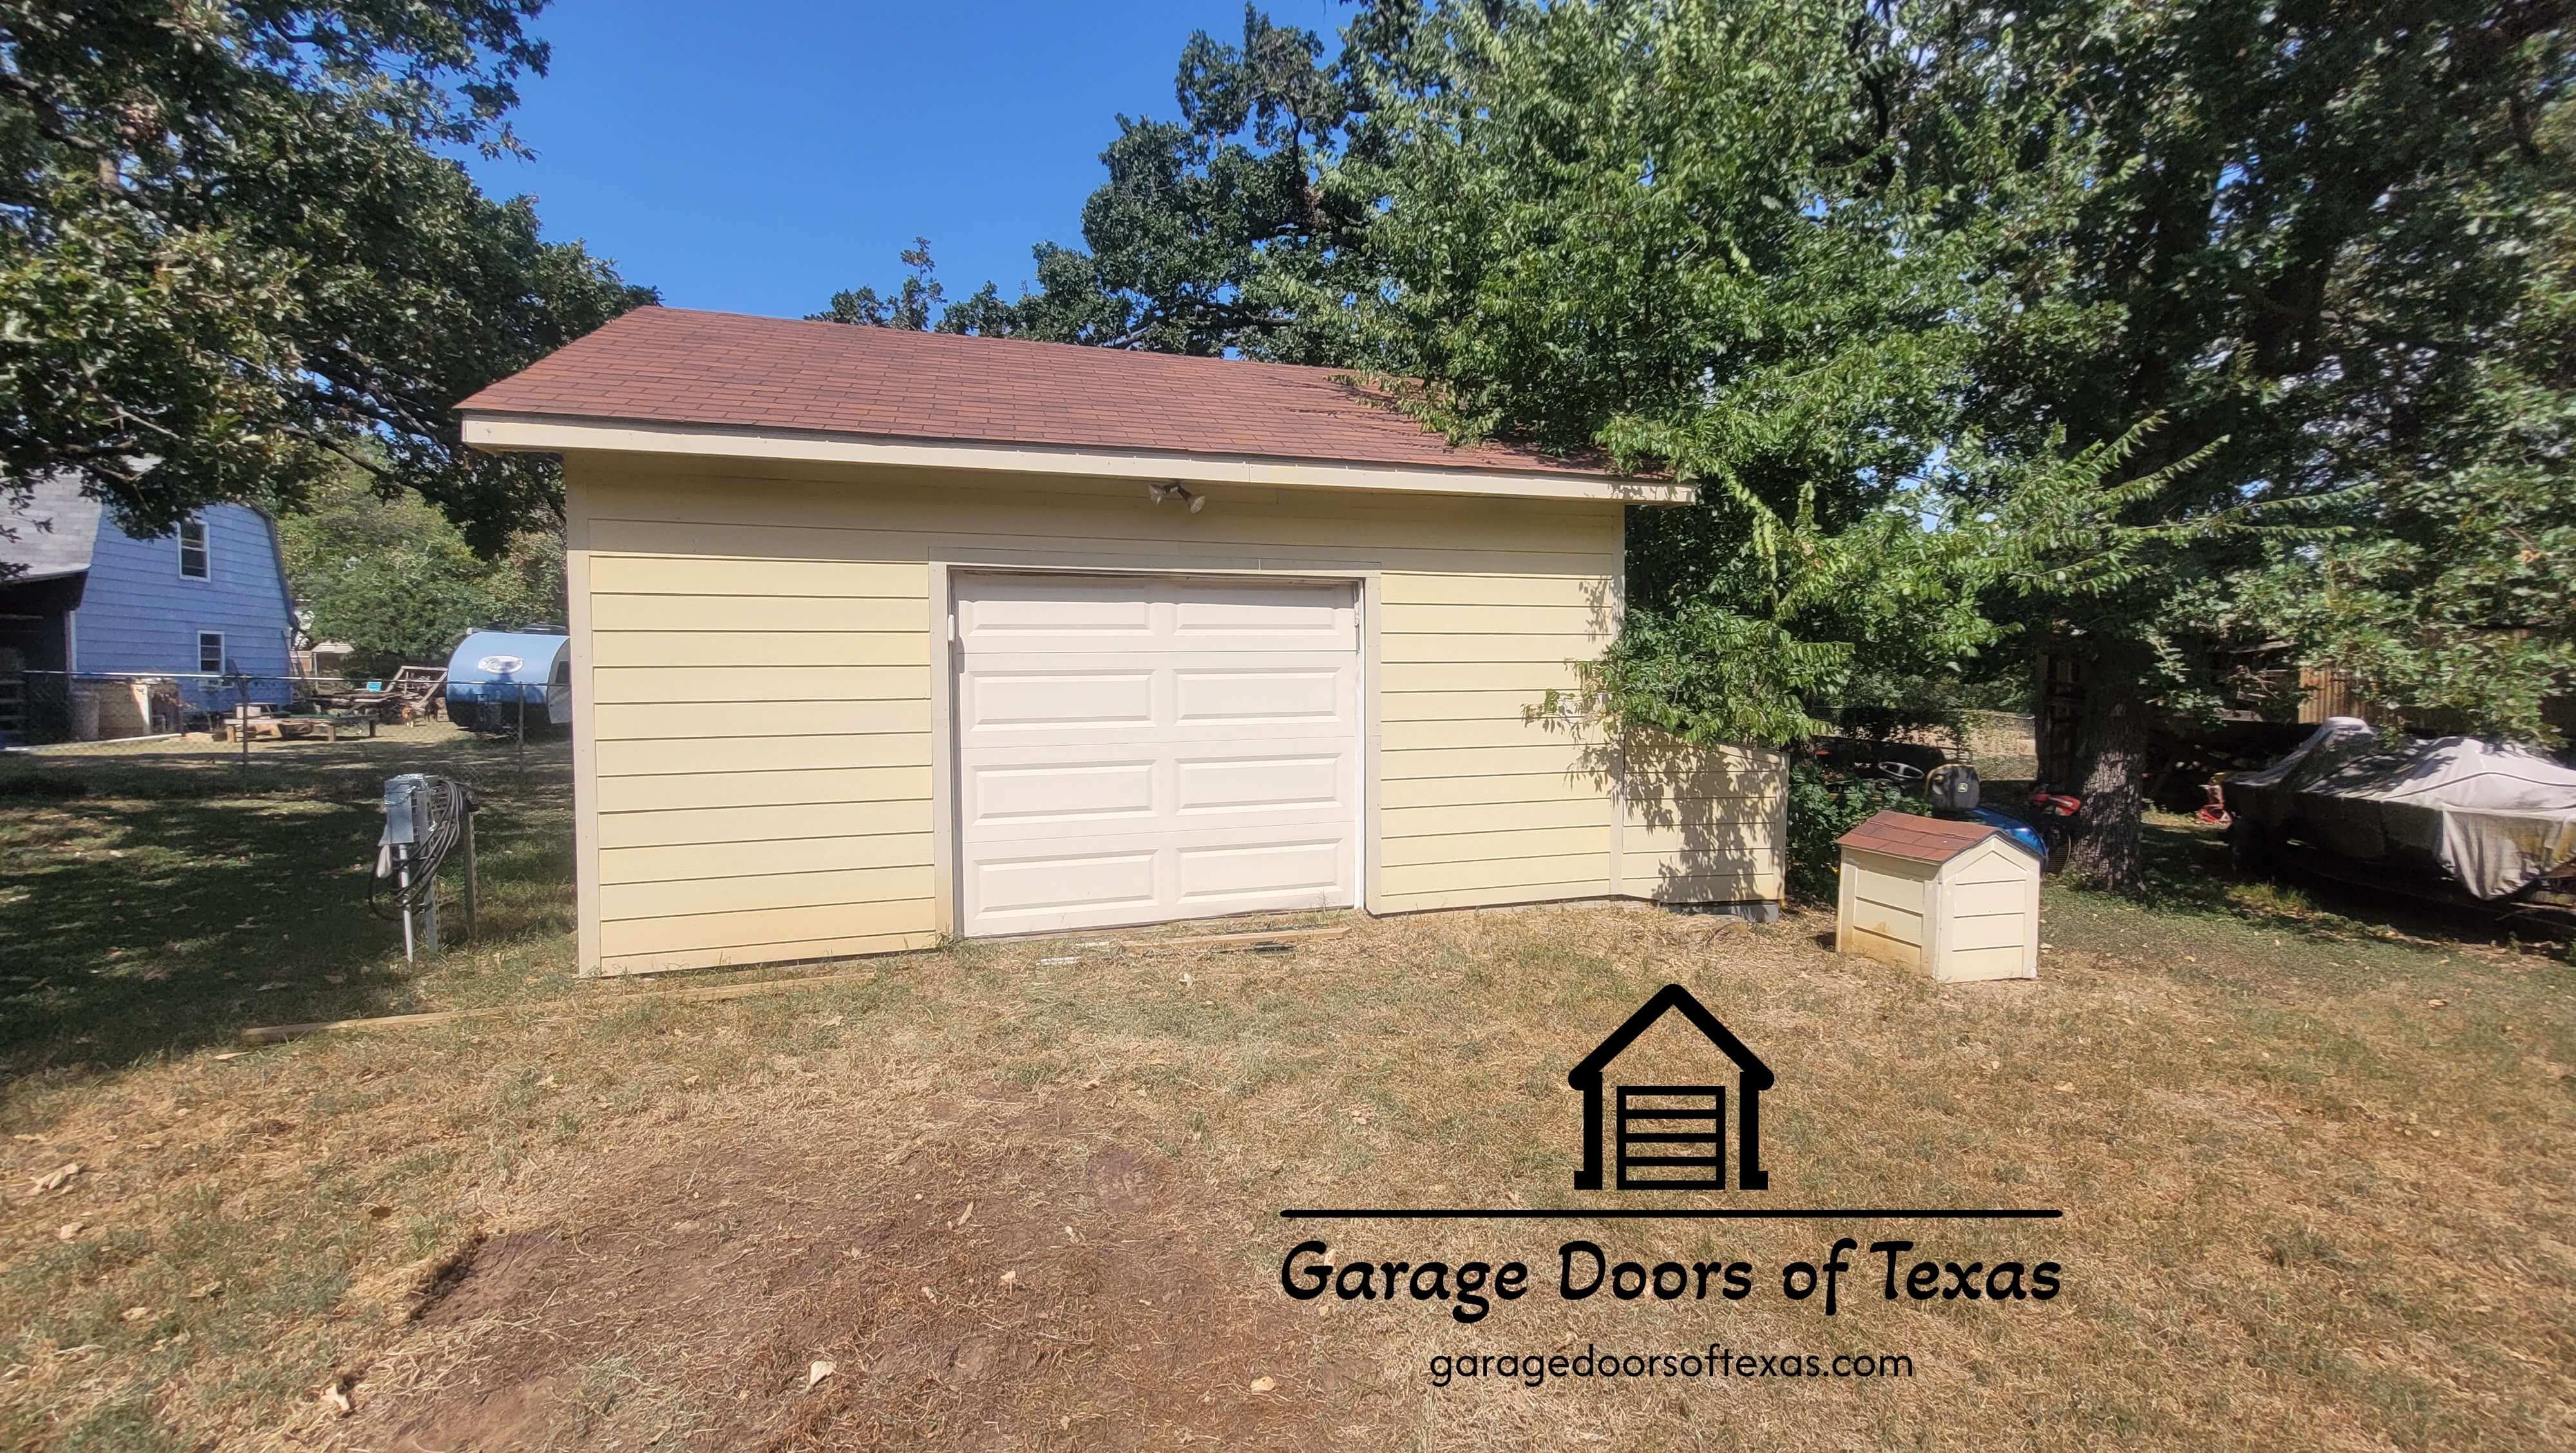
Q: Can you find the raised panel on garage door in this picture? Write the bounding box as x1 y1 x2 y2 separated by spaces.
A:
954 573 1359 935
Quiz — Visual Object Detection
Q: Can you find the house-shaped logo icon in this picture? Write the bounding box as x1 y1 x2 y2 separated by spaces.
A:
1569 983 1773 1192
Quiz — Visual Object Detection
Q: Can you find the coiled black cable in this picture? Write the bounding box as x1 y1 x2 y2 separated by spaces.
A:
368 776 475 922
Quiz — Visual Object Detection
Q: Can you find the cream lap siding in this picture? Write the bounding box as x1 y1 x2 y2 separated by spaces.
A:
564 456 1783 974
1618 738 1790 906
1376 558 1620 909
573 490 940 973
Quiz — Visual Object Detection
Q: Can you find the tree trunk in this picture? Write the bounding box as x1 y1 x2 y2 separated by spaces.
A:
2030 649 2068 786
2065 663 2148 891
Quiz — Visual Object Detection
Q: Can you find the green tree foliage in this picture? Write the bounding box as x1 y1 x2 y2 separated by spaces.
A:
1783 759 1919 899
2220 84 2576 748
1939 0 2575 884
808 237 1021 335
277 466 561 676
1349 0 2575 891
814 7 1372 361
1350 0 2047 744
0 1 655 552
1019 6 1372 359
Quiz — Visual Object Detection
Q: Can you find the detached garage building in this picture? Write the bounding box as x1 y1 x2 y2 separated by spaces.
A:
460 308 1786 974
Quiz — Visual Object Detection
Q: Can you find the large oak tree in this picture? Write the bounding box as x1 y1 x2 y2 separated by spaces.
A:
0 1 653 553
1951 0 2575 883
829 0 2576 895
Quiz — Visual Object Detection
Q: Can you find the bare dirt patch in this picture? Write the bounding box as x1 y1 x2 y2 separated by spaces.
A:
345 1101 1360 1451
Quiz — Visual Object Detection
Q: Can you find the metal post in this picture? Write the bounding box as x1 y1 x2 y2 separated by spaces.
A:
235 680 250 775
416 855 440 956
515 690 526 778
394 845 416 964
460 808 477 945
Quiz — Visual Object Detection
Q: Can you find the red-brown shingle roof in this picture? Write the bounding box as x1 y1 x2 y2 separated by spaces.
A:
1835 810 2022 866
458 307 1615 479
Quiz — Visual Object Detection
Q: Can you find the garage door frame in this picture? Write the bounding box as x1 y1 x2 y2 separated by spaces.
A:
928 557 1379 939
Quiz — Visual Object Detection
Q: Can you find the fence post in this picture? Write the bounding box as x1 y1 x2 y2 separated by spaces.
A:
235 679 251 776
460 805 478 944
515 690 526 779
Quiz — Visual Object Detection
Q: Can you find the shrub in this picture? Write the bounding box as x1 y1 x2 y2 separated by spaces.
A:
1784 759 1920 901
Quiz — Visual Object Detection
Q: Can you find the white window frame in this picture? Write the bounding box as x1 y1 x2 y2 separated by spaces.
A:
178 516 210 579
196 631 225 674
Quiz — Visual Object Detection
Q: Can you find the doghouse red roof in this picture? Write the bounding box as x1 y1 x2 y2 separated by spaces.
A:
1835 810 2017 865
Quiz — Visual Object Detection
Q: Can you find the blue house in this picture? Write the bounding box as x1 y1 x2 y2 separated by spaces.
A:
2 473 298 741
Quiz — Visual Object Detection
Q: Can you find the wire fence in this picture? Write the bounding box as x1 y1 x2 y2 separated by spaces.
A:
0 670 564 800
1810 707 2040 780
2 670 568 985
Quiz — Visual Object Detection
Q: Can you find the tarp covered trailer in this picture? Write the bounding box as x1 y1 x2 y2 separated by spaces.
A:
2223 717 2576 924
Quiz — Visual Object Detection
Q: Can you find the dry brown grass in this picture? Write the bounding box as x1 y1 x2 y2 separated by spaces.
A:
4 748 2572 1448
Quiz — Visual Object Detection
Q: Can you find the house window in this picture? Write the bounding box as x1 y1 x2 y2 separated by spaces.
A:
178 517 209 578
197 632 225 674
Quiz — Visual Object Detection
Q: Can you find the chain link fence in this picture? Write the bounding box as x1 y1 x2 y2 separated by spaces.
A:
1810 707 2039 781
0 670 565 802
2 669 574 1021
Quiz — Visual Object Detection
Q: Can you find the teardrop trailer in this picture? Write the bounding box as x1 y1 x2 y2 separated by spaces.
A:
442 630 571 737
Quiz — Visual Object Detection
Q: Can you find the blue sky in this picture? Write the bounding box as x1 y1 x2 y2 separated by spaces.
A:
465 0 1344 319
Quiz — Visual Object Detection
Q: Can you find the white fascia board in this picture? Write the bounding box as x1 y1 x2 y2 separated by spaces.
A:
459 412 1694 506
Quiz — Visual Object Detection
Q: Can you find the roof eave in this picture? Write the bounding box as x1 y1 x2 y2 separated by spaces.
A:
0 564 90 585
459 411 1695 507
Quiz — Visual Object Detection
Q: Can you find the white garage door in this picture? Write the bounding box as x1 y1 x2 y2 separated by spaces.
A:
952 573 1361 937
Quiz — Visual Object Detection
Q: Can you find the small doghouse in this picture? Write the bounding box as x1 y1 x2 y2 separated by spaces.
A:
1833 811 2041 982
